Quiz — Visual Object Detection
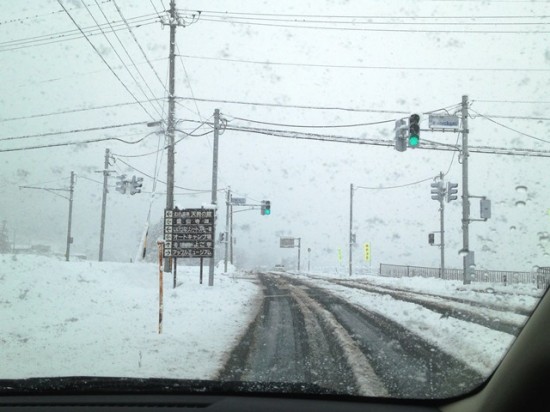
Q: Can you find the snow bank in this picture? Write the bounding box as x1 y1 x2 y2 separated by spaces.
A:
0 255 262 379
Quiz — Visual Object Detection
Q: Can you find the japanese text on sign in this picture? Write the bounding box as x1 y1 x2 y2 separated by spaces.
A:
164 208 215 258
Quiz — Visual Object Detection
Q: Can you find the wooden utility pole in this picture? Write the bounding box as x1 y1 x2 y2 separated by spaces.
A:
99 148 110 261
65 171 75 262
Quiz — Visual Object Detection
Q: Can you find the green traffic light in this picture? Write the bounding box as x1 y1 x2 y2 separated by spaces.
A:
265 209 271 215
409 135 419 147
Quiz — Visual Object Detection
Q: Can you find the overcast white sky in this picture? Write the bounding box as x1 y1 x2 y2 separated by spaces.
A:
1 0 549 271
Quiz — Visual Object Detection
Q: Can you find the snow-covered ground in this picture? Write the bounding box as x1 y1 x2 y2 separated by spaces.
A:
1 255 546 383
0 255 261 379
289 271 546 376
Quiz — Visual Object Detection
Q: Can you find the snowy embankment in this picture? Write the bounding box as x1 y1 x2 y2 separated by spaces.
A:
289 272 545 377
0 255 261 379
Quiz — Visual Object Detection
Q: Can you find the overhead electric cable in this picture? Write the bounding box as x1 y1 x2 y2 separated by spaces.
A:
56 0 157 121
0 121 149 142
0 99 164 123
178 9 550 20
176 54 550 73
175 96 412 114
114 157 211 192
111 0 168 91
197 17 550 34
0 15 159 52
83 0 164 118
180 11 550 26
0 131 156 153
469 109 550 144
226 115 396 128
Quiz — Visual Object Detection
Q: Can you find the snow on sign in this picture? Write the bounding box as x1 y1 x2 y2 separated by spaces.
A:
428 114 460 128
280 237 295 248
164 208 215 258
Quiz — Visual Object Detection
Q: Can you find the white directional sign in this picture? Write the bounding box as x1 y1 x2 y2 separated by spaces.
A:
429 114 460 129
231 197 246 205
280 237 295 248
164 208 215 258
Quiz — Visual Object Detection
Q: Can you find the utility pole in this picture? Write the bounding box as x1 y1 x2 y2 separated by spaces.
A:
439 172 445 277
224 188 230 272
461 95 471 284
163 0 178 272
208 109 220 286
297 238 301 271
349 183 354 276
65 171 75 262
230 201 234 264
99 148 110 262
166 0 176 212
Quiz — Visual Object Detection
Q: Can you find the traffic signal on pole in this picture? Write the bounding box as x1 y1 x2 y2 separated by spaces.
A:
261 200 271 215
428 233 435 245
129 176 143 195
115 175 127 194
480 198 491 219
431 181 444 201
446 182 458 203
408 114 420 147
394 119 407 152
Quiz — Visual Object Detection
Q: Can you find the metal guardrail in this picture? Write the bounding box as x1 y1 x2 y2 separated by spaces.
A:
379 263 549 289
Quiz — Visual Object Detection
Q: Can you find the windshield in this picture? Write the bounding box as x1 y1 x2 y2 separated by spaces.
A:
1 0 549 401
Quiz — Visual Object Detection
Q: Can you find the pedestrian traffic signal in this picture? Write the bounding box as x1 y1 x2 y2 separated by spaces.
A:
409 114 420 147
446 182 458 202
116 175 127 194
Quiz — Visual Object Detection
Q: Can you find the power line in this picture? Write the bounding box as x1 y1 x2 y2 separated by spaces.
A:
56 0 157 121
113 157 211 192
178 9 550 20
470 109 550 144
0 121 149 142
226 115 396 128
0 131 156 153
356 177 435 190
83 0 164 118
176 53 550 73
0 99 164 123
473 99 550 104
182 11 550 26
176 45 203 120
196 16 550 34
223 124 550 157
111 0 168 92
0 15 159 53
175 96 412 114
0 0 113 26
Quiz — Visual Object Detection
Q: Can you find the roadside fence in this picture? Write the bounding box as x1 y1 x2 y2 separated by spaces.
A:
379 263 550 290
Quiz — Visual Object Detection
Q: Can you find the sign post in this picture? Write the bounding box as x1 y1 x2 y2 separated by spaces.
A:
157 240 164 334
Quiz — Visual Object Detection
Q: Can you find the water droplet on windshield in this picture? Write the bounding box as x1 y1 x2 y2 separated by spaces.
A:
532 265 540 272
515 185 528 193
510 226 517 231
515 201 526 207
458 249 469 257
